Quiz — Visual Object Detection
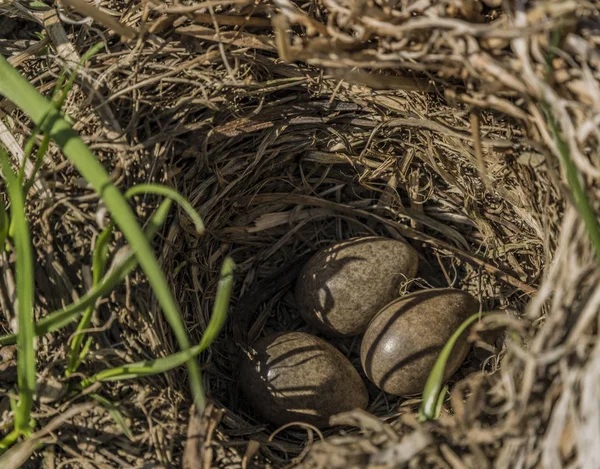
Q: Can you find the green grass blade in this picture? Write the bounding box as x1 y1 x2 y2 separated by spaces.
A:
72 337 93 372
0 56 204 407
18 64 66 188
80 257 234 386
125 184 205 235
0 152 35 436
66 182 205 374
89 394 133 440
433 384 448 419
22 43 103 195
198 257 235 349
538 29 600 261
0 429 20 454
22 133 50 197
0 199 172 346
419 312 485 422
66 223 112 376
543 105 600 262
55 42 105 110
18 130 41 186
0 198 8 252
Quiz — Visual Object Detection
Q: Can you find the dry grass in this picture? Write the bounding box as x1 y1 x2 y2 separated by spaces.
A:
0 0 598 467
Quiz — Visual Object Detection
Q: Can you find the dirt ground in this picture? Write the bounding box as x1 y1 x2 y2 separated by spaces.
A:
0 0 599 468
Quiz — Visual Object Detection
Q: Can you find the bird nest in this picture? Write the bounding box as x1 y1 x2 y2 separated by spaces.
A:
1 0 598 467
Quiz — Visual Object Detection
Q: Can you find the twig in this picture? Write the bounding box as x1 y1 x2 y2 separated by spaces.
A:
237 193 536 293
58 0 137 40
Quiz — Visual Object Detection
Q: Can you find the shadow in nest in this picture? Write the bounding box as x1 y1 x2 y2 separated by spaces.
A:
162 95 543 467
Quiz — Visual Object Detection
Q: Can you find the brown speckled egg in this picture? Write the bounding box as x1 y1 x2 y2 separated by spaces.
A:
239 331 368 428
361 288 479 395
295 237 418 337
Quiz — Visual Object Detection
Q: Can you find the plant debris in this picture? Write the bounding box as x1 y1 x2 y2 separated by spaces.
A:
0 0 598 467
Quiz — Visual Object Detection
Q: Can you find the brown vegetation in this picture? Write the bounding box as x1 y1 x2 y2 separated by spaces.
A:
0 0 598 467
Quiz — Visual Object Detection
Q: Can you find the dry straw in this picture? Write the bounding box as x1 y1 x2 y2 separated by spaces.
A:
0 0 598 467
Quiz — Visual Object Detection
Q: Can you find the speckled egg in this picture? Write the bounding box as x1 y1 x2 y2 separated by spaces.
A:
295 237 419 337
239 331 368 428
361 288 479 395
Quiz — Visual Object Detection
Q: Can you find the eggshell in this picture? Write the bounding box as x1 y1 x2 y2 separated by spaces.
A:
361 288 479 395
296 237 418 337
239 331 368 427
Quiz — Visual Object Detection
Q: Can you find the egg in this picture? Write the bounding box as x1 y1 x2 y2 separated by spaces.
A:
361 288 479 395
295 237 418 337
239 331 368 428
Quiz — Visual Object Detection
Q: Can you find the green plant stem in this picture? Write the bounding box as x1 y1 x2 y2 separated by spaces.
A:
125 184 204 234
0 153 35 437
22 132 50 196
21 43 103 197
0 429 20 453
66 223 112 376
419 312 487 421
80 257 234 387
0 199 8 252
0 56 204 408
66 183 206 375
543 105 600 262
0 199 172 346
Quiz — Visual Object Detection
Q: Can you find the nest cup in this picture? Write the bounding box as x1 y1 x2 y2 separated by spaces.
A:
178 104 541 464
162 10 569 459
111 0 598 463
158 0 599 461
